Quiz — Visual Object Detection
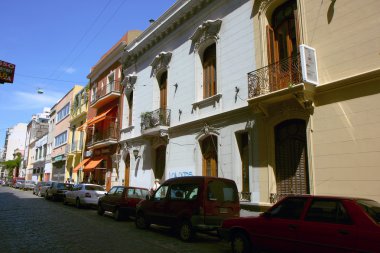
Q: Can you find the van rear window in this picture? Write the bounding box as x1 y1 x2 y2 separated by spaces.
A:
207 180 238 202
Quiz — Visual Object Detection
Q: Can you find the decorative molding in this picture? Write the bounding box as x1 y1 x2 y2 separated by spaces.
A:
150 52 172 77
192 93 222 111
196 123 220 140
121 73 137 95
190 19 222 51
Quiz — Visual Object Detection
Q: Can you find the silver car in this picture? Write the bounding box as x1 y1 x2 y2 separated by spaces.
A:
64 184 106 208
21 180 36 191
15 180 25 189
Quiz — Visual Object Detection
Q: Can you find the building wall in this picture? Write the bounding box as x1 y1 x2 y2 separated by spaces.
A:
120 0 254 190
4 123 27 161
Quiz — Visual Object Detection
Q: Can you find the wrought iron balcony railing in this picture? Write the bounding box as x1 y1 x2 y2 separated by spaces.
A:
248 54 302 98
141 108 171 130
239 192 252 202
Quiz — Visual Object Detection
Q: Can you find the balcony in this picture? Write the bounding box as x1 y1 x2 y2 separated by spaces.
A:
65 141 83 155
90 81 121 109
141 108 171 136
86 123 119 149
247 54 315 113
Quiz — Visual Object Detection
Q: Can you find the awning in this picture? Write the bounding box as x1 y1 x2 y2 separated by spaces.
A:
72 158 90 173
77 106 116 131
83 157 103 172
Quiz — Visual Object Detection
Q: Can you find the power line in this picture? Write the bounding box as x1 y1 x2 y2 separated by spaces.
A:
56 0 127 80
49 0 113 80
16 73 87 84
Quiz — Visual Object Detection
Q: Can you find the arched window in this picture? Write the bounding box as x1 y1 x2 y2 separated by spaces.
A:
202 44 217 98
201 135 218 177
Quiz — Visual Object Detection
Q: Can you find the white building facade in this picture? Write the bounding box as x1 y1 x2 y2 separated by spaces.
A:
119 0 254 200
3 123 27 161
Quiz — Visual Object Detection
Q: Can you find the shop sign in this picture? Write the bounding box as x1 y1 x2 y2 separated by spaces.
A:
0 60 16 83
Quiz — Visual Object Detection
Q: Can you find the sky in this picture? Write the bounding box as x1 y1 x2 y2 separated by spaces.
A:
0 0 177 147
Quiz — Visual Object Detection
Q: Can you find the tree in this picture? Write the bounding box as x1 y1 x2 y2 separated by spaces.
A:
0 152 22 177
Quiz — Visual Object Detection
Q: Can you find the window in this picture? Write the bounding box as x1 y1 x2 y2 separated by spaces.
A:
357 199 380 223
202 44 217 98
108 186 117 195
269 197 307 219
128 91 133 126
107 72 115 93
170 184 200 201
54 131 67 147
153 185 169 201
91 86 97 102
57 103 70 122
305 199 352 224
115 187 124 196
207 180 238 202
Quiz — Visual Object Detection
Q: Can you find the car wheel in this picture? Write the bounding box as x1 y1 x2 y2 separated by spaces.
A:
179 221 194 242
114 208 122 221
63 196 67 205
45 192 49 200
76 198 81 209
97 203 105 216
51 194 56 201
135 212 150 229
231 232 251 253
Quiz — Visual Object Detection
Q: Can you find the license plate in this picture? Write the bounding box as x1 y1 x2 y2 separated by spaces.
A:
219 207 229 214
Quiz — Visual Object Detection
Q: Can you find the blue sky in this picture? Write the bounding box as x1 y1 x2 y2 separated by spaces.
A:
0 0 176 146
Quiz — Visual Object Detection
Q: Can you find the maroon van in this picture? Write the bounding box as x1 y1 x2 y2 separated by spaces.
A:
135 176 240 241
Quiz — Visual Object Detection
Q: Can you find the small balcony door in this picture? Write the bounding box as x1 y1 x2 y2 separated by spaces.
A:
267 0 300 90
159 72 167 124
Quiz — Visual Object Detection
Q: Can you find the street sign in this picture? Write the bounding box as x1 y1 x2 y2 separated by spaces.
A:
0 60 16 83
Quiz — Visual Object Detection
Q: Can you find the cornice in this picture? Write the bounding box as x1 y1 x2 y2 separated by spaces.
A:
121 0 215 68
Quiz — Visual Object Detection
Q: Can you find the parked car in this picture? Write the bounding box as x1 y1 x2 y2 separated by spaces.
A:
33 181 48 196
39 181 54 197
135 176 240 241
97 186 149 221
64 183 107 208
45 182 73 201
219 195 380 253
20 180 36 191
14 180 25 189
11 177 25 188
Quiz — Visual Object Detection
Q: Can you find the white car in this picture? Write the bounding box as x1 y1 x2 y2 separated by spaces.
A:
63 184 106 208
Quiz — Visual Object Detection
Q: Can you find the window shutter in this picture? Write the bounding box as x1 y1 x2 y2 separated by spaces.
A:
266 24 278 65
294 9 300 49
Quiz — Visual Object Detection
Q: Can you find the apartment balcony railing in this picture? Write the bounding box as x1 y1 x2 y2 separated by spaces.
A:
90 81 121 108
248 54 302 98
239 192 252 202
141 108 171 131
86 124 119 147
65 142 83 154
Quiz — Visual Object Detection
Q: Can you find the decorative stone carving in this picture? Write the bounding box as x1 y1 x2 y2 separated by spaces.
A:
150 52 172 77
121 73 137 95
196 123 220 140
190 19 222 51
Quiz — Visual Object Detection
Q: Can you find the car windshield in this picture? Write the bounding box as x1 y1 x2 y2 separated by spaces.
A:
57 183 72 190
356 199 380 223
85 185 105 191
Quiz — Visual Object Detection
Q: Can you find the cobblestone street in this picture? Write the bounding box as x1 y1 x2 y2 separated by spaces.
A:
0 186 230 253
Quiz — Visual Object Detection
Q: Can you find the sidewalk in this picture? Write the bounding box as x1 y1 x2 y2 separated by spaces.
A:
240 209 262 217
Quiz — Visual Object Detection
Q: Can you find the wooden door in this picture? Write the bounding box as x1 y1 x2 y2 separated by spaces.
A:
241 133 249 193
159 72 167 124
201 135 218 177
124 154 130 187
155 145 166 180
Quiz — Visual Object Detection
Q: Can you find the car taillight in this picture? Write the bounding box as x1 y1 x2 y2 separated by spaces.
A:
85 193 91 198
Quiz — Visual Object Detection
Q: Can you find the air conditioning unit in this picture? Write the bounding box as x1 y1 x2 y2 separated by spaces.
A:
299 44 319 86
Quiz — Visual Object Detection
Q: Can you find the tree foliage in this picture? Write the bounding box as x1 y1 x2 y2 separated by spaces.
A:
0 152 22 175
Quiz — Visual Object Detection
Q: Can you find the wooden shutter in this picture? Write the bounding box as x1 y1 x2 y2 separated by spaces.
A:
124 155 130 187
266 24 278 65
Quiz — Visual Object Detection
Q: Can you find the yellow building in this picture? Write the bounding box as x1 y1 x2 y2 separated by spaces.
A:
65 86 88 183
249 0 380 204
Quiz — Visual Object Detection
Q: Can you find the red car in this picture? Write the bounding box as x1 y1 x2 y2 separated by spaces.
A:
97 186 149 221
220 195 380 253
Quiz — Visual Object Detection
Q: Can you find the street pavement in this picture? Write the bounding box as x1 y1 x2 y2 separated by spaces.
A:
0 185 250 253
